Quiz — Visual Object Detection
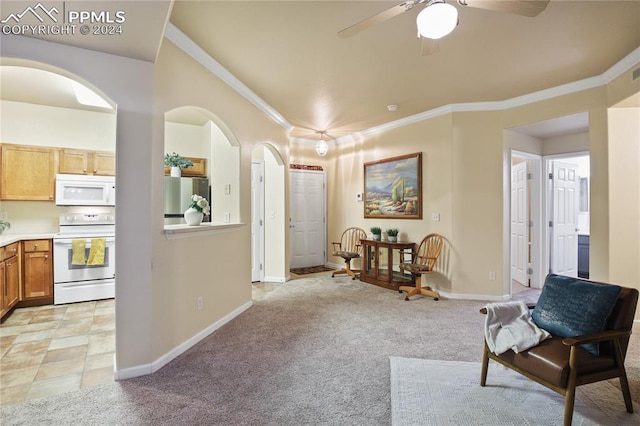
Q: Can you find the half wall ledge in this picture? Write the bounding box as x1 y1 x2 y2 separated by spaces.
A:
164 222 246 239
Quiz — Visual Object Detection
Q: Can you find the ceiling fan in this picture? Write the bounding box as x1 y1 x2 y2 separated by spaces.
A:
338 0 549 55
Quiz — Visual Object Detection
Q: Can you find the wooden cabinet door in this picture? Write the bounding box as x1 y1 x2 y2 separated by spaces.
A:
181 157 207 177
92 151 115 176
23 240 53 301
1 144 56 200
59 149 90 174
23 251 53 299
0 261 6 316
5 255 19 308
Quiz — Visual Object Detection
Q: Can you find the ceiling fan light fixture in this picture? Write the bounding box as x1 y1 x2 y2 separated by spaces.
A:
416 2 458 40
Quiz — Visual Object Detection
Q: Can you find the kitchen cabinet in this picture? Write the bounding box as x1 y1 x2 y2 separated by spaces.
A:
164 157 207 177
21 239 53 304
59 149 115 176
1 144 57 201
1 242 20 320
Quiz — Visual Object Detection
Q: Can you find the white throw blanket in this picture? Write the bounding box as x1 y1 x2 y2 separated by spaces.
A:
484 301 550 355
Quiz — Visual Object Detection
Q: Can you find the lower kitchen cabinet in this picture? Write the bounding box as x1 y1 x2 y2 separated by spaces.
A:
21 239 53 305
1 242 20 320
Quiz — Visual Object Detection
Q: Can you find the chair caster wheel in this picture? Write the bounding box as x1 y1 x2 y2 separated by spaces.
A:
434 298 439 301
405 297 410 301
398 290 403 293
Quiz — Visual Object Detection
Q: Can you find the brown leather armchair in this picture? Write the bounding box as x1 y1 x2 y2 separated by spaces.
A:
481 277 639 426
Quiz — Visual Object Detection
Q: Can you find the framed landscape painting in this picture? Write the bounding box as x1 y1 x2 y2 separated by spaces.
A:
364 152 422 219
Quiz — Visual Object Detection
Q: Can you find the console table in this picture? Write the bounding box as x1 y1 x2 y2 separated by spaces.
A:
359 239 415 290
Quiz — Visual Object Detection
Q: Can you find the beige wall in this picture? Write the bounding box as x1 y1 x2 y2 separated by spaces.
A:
150 39 291 364
608 105 640 288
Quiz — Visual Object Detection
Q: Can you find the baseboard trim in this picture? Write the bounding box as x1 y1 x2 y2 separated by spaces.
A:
115 300 253 380
263 275 287 283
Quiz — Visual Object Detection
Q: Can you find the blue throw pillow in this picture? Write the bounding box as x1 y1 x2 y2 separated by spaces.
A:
532 274 621 355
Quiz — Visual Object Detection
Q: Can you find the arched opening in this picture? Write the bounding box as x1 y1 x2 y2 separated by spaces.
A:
163 106 240 225
0 59 118 399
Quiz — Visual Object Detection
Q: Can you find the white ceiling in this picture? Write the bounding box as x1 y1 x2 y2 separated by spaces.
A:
1 1 639 138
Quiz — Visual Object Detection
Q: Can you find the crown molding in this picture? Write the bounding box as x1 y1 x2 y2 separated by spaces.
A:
165 25 639 145
164 23 294 132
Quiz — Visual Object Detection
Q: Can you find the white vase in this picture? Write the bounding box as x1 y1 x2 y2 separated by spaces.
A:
388 236 397 243
170 166 181 177
372 234 381 241
184 207 203 226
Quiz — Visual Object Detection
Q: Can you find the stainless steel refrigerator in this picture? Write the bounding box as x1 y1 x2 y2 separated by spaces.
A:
164 176 210 224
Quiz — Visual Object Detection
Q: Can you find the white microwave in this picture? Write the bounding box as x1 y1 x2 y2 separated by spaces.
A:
55 174 116 206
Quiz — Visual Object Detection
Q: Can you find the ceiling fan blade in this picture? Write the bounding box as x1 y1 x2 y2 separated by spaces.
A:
457 0 549 17
338 1 419 39
420 37 440 56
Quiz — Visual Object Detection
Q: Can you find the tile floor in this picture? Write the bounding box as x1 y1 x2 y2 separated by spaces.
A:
0 299 115 407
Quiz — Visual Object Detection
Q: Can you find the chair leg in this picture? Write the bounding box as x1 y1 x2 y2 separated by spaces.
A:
563 348 579 426
613 339 634 413
480 343 489 387
399 275 440 301
332 259 360 279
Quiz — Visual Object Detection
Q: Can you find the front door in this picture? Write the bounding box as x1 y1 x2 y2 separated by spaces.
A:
551 160 579 277
290 170 325 268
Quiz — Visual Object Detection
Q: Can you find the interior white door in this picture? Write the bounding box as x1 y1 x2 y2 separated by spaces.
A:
551 161 579 277
251 162 264 282
290 170 325 268
511 161 529 286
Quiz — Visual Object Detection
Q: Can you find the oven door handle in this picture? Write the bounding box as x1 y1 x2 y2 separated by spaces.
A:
54 237 115 245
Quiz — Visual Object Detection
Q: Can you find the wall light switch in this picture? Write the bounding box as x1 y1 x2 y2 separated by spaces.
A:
432 212 440 222
224 184 231 195
224 212 230 223
356 193 363 202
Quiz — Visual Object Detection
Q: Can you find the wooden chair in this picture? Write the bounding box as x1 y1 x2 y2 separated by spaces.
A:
480 276 639 426
331 227 367 279
398 233 443 301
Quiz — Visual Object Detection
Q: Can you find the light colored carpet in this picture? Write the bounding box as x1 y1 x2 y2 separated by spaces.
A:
390 357 640 426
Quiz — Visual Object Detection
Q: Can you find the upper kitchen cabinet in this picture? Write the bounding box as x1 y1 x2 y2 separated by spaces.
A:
59 149 115 176
163 156 207 177
1 143 56 201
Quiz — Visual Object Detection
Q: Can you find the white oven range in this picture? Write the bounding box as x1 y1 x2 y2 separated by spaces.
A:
53 211 115 305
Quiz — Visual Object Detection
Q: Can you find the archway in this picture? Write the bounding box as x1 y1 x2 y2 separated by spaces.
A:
164 106 240 225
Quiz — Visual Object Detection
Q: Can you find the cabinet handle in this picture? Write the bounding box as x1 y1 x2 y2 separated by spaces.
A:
34 244 38 248
49 195 53 199
45 255 48 259
83 169 87 173
94 169 97 173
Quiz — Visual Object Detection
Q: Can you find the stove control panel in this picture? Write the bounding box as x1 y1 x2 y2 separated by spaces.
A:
60 212 115 226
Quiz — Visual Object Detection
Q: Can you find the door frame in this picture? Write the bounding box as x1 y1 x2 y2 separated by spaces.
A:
251 161 265 282
289 169 327 269
542 151 589 279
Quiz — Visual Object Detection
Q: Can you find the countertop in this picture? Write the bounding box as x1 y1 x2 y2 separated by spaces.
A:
0 233 57 247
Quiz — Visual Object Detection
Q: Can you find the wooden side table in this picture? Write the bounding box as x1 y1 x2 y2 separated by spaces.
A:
359 239 415 290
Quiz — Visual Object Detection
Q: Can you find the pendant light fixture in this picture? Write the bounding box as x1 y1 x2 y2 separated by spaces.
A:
416 1 459 40
315 130 329 156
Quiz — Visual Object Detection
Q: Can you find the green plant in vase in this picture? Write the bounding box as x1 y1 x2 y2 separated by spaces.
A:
164 152 193 177
370 226 382 241
386 228 399 242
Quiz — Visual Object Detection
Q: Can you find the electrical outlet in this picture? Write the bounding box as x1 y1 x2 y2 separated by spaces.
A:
224 184 231 195
488 271 496 281
197 296 203 310
224 212 230 223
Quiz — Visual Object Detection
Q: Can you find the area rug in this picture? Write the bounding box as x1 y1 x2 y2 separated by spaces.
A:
290 265 334 275
390 357 640 426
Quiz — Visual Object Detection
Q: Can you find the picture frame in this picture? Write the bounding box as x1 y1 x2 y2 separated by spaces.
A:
364 152 422 219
